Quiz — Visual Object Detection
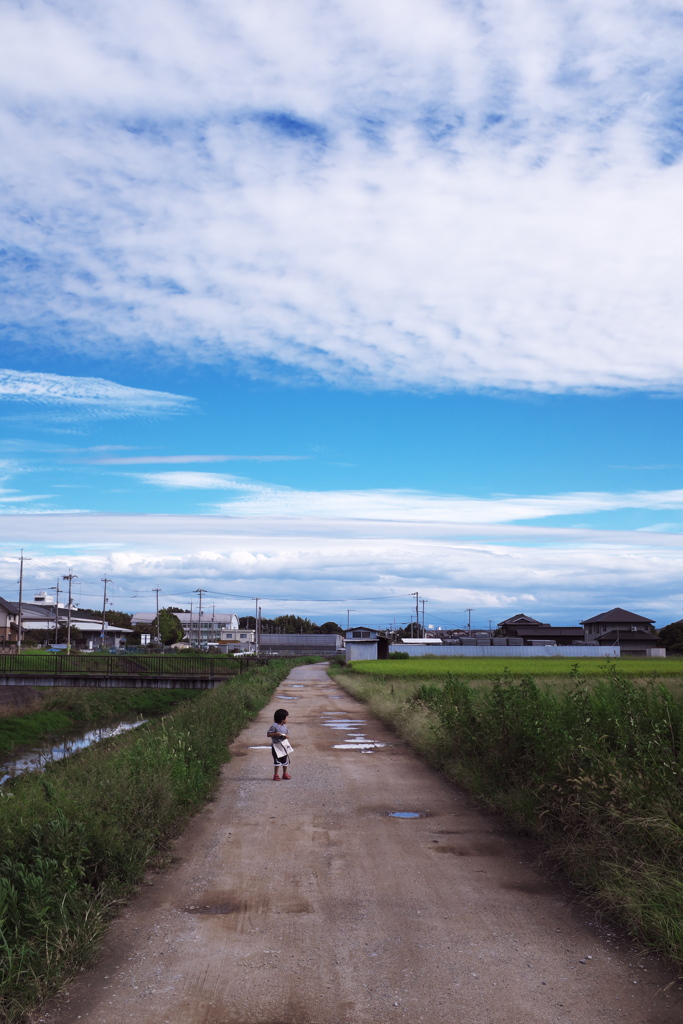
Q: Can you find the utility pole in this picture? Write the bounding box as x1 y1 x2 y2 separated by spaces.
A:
465 608 473 634
189 599 193 647
195 589 206 648
254 598 260 654
100 578 112 649
421 598 426 635
63 570 78 653
153 588 162 647
16 549 30 652
50 581 61 645
411 592 419 638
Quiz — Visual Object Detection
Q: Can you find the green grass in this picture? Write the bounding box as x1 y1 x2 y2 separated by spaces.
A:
0 658 314 1023
332 662 683 968
349 655 683 679
0 689 204 756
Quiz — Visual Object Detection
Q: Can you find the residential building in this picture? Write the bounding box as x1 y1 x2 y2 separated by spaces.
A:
0 594 132 647
597 629 664 656
497 614 584 644
580 607 655 641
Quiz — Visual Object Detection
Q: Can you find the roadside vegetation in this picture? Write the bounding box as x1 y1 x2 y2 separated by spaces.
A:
0 688 204 756
0 659 314 1023
332 661 683 967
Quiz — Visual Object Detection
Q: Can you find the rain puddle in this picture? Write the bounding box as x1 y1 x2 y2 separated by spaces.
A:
248 745 272 750
289 684 304 688
278 696 300 700
333 742 386 750
0 719 147 786
322 716 386 751
389 812 422 819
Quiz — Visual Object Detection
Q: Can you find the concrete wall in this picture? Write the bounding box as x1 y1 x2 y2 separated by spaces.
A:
345 641 377 661
386 645 622 658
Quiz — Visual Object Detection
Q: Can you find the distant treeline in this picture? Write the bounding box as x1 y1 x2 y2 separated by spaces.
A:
239 614 343 634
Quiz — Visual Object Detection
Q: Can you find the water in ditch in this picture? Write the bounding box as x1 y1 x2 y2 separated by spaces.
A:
0 719 148 786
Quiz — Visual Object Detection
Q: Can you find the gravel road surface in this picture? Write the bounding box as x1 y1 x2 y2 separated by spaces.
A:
35 663 681 1024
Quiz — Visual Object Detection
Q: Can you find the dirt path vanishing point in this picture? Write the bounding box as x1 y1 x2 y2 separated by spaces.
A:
36 663 682 1024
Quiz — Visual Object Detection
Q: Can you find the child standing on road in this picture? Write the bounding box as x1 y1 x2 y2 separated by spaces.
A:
267 709 292 781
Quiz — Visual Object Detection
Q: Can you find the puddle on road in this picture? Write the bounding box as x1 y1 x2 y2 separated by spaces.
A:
278 696 300 700
389 811 422 819
248 745 272 750
0 719 147 786
333 742 386 749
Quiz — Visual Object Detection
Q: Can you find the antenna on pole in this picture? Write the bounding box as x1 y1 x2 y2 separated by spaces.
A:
16 549 31 652
100 577 112 647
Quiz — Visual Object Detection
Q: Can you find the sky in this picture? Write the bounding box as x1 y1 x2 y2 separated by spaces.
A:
1 0 683 631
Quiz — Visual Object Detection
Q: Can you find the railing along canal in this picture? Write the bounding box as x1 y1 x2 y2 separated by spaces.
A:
0 654 266 677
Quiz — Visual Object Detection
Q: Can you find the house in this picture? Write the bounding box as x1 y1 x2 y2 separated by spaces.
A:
344 626 388 662
219 628 255 650
497 614 548 633
0 594 132 648
497 614 584 645
597 629 665 656
580 607 655 641
0 597 19 644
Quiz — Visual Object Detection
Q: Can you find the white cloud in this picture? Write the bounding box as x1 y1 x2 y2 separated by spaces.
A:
0 370 192 417
93 454 305 464
2 2 683 392
139 472 683 524
1 512 683 625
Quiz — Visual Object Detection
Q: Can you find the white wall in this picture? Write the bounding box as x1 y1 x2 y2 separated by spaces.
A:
387 645 621 658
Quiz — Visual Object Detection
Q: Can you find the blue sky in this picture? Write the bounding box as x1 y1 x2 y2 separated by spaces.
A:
1 0 683 630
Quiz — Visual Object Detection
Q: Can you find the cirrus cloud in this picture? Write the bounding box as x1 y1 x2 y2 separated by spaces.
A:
0 370 193 418
2 1 683 392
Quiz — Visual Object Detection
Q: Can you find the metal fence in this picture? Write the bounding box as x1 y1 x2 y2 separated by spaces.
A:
0 654 247 677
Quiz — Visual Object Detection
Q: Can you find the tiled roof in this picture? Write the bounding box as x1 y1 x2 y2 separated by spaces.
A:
581 607 655 625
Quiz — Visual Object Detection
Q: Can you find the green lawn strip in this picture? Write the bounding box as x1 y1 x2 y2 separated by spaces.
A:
330 663 683 968
0 658 316 1024
0 689 205 756
348 656 683 679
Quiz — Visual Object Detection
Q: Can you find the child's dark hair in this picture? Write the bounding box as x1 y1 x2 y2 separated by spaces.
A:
274 709 289 724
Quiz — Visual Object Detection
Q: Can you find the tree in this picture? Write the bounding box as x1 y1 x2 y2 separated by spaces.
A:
318 621 343 635
72 607 133 630
150 608 185 645
657 620 683 653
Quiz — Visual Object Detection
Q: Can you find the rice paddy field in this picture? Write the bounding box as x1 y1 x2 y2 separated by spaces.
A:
349 655 683 680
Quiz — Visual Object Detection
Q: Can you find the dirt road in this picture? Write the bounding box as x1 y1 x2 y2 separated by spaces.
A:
37 663 681 1024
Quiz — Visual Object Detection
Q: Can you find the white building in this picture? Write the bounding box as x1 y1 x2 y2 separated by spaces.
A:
132 610 239 645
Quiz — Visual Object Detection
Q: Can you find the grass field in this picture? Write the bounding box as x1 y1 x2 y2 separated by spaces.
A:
348 655 683 679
